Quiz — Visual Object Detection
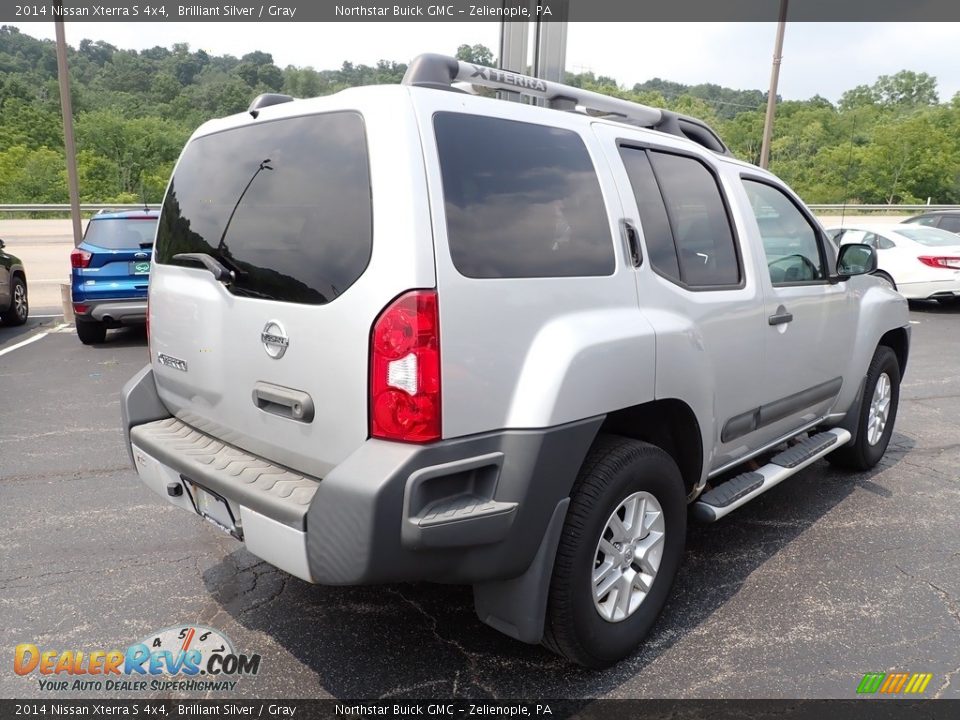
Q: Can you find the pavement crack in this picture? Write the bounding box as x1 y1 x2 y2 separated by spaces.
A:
934 666 960 699
386 587 499 699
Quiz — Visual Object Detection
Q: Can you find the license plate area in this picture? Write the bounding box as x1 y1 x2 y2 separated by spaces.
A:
130 261 151 275
182 477 243 540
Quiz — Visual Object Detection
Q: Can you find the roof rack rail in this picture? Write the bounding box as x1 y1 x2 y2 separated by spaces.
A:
402 53 729 156
248 93 294 118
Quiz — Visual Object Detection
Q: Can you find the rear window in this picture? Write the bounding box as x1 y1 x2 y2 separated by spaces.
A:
895 226 960 247
84 218 158 250
155 112 372 305
433 112 614 279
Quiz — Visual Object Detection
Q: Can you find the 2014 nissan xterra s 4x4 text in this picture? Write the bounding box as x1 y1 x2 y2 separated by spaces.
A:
122 54 910 668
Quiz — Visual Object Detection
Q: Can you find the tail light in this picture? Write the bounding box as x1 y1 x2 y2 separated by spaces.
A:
918 256 960 269
370 290 440 443
70 248 92 268
73 303 89 314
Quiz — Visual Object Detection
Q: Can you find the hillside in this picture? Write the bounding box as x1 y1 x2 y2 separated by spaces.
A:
2 25 960 204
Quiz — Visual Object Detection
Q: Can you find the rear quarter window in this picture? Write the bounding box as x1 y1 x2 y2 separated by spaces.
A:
433 112 614 279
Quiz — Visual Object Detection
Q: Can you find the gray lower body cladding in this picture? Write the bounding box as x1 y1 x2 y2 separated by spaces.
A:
122 366 602 587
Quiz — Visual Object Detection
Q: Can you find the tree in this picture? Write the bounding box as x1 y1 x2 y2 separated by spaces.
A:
873 70 938 107
456 44 495 66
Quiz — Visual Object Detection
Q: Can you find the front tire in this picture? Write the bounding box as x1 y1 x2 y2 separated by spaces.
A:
1 275 28 326
543 435 686 668
76 319 107 345
828 346 900 470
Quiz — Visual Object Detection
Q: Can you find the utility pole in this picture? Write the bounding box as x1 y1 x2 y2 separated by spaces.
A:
759 0 788 170
54 19 82 247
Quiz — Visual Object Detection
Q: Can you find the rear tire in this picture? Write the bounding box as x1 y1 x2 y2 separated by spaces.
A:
543 435 686 668
76 319 107 345
1 275 28 326
828 346 900 470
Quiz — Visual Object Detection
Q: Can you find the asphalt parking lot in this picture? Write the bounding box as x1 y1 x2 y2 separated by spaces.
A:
1 303 958 701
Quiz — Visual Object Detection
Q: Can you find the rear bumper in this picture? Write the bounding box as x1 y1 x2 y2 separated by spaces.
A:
121 366 601 587
897 278 960 300
75 298 147 324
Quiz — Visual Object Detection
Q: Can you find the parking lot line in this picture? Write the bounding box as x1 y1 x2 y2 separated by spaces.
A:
0 332 49 357
0 323 67 357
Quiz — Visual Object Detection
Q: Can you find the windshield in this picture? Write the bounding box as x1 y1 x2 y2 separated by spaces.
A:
154 111 372 305
895 226 960 247
83 217 158 249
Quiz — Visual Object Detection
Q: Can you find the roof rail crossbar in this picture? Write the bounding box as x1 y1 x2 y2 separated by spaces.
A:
402 53 730 155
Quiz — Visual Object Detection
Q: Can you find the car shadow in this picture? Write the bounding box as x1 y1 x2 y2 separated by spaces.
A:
0 316 58 346
86 325 148 348
202 432 915 700
907 299 960 314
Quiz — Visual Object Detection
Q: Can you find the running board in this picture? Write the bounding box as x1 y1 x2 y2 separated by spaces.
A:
692 428 851 522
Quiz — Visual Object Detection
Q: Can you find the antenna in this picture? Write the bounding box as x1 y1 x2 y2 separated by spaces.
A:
839 113 857 230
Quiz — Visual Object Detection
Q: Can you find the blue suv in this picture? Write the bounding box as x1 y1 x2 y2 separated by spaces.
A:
71 209 159 344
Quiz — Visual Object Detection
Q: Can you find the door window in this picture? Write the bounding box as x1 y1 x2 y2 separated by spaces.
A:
742 179 825 285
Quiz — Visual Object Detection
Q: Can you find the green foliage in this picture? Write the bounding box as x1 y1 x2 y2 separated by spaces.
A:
2 24 960 206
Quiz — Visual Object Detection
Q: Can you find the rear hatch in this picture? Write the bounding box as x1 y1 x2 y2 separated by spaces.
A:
150 107 412 478
77 217 156 299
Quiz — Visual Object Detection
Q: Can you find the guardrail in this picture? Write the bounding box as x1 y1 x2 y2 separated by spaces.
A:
1 203 958 214
807 204 960 212
0 204 160 213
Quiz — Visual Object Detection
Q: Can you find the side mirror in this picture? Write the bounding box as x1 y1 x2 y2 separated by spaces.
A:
0 238 5 250
837 243 877 277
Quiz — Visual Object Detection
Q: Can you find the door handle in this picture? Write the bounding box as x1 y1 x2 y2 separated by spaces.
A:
768 306 794 326
621 219 643 268
252 381 314 422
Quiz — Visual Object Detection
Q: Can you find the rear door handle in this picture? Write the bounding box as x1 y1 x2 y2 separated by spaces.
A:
621 219 643 268
768 306 794 326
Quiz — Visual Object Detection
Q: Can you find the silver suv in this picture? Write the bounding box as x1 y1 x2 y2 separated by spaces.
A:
122 55 910 668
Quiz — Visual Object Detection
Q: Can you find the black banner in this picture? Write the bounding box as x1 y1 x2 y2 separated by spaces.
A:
2 700 960 720
5 0 960 22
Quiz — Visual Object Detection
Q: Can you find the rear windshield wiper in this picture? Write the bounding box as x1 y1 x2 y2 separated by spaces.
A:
172 252 238 284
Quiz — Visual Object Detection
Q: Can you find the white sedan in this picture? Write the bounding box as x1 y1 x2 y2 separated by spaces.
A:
827 224 960 302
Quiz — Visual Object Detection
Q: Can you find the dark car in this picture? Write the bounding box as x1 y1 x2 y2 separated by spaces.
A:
901 211 960 235
0 238 28 326
70 209 159 344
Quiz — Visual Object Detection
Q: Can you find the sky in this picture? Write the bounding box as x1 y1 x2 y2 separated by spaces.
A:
9 21 960 103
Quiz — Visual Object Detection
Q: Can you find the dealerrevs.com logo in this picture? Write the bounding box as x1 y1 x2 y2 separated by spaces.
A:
14 625 261 693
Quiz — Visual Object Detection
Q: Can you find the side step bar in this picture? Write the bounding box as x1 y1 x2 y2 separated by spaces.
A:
692 428 851 522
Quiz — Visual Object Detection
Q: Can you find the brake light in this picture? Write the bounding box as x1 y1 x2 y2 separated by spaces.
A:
370 290 440 443
918 256 960 269
73 303 89 314
70 248 92 268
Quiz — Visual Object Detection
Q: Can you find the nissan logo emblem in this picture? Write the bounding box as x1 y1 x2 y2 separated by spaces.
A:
261 321 289 359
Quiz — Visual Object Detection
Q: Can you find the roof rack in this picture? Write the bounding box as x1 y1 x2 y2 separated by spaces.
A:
248 93 294 118
402 54 729 156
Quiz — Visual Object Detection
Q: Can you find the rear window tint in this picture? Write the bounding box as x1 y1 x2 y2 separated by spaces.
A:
155 112 372 305
649 152 741 287
84 218 158 250
433 112 614 279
